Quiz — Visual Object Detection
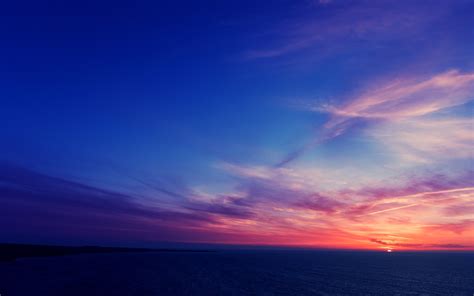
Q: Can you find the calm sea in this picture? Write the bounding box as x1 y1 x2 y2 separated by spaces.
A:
0 250 473 295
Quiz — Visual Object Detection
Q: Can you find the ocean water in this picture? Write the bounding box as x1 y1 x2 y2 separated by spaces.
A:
0 250 473 296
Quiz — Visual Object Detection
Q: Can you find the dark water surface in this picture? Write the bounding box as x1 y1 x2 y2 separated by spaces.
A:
0 250 473 295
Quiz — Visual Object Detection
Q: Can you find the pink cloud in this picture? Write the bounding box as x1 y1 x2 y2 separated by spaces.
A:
322 70 474 129
4 160 472 250
443 202 474 216
423 220 474 235
280 69 474 166
368 116 474 163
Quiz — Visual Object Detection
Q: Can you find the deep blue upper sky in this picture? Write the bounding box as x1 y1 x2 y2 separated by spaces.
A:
2 1 329 180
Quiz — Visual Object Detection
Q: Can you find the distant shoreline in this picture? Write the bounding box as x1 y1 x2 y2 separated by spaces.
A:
0 243 214 261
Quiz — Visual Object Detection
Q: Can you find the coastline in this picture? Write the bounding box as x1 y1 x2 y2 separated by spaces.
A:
0 243 213 261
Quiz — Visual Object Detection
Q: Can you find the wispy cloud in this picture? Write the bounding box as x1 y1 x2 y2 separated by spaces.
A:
0 163 255 244
370 238 472 249
2 161 472 249
369 117 474 163
280 69 474 166
320 70 474 124
246 1 449 59
216 162 474 249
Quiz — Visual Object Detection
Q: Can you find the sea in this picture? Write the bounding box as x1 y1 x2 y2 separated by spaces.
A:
0 250 473 295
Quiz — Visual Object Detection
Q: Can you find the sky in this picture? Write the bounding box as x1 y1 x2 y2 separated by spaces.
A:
0 0 473 251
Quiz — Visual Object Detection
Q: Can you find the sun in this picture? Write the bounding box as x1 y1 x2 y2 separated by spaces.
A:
386 249 392 253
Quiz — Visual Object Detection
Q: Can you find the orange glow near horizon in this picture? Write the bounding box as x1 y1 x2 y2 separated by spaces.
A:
175 183 474 251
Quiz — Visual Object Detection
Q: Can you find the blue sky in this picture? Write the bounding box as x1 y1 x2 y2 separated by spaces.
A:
0 0 473 249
